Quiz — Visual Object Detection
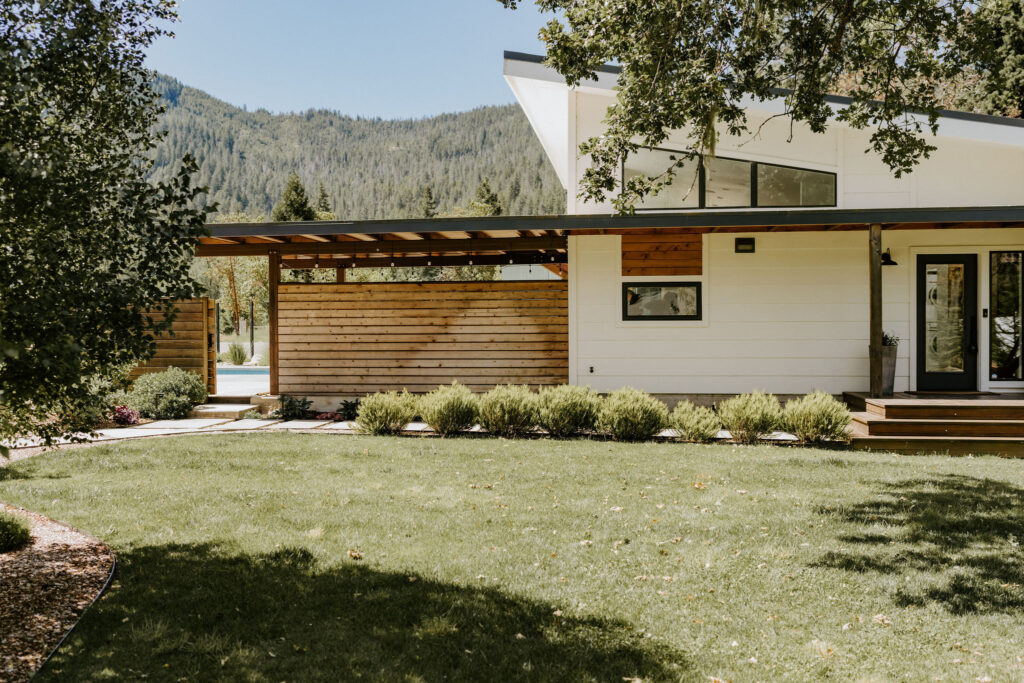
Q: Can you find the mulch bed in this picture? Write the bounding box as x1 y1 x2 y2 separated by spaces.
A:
0 503 115 682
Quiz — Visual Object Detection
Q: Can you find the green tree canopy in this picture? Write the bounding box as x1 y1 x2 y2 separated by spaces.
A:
502 0 1000 212
0 0 212 452
271 172 316 222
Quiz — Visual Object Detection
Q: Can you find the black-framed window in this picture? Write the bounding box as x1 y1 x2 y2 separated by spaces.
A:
622 282 702 321
622 147 836 211
991 250 1023 381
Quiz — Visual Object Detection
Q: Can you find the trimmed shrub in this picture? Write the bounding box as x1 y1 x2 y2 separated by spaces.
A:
717 391 782 444
418 382 478 437
478 385 540 438
241 409 263 420
598 387 669 441
272 394 313 420
537 385 602 438
228 342 248 365
357 391 417 435
337 399 361 421
128 367 207 420
783 391 852 443
112 405 140 426
0 512 30 553
670 401 722 443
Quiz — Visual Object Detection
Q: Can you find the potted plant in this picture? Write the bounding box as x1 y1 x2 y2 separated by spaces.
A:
882 331 899 396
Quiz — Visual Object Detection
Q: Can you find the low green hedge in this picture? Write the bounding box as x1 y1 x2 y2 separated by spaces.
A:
537 385 602 438
478 385 540 438
124 367 207 420
670 401 722 443
598 387 668 441
418 382 478 437
343 383 851 446
357 391 417 435
717 391 782 444
783 391 851 443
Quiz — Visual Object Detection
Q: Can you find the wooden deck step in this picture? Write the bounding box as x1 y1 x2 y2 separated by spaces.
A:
844 391 1024 421
850 434 1024 457
851 411 1024 437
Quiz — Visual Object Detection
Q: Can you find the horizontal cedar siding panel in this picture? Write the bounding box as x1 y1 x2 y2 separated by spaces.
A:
278 281 568 394
621 232 702 276
130 298 214 394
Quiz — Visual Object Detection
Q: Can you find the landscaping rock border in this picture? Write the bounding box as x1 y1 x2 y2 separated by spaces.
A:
0 503 115 682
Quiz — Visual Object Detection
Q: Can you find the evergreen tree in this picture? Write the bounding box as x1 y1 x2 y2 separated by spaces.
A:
315 181 332 213
420 186 438 218
973 0 1024 117
271 173 316 222
471 178 503 217
145 76 565 219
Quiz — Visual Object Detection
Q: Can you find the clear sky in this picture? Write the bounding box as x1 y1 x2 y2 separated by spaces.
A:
144 0 552 119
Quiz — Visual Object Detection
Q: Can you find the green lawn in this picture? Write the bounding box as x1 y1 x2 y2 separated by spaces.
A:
2 435 1023 681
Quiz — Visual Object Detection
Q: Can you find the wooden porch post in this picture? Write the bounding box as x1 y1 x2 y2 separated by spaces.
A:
269 250 280 396
336 265 346 283
869 223 883 397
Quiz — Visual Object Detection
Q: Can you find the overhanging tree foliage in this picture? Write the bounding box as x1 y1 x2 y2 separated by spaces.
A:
0 0 212 452
502 0 993 212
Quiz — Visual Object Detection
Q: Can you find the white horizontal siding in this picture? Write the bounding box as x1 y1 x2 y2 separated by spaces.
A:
570 228 1024 395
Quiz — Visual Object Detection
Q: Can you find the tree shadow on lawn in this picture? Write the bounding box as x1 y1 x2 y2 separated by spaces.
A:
813 474 1024 614
40 543 689 681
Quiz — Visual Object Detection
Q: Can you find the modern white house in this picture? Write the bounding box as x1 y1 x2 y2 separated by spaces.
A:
192 51 1024 452
504 51 1024 400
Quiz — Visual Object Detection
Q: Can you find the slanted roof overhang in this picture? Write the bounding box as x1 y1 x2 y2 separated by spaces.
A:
197 204 1024 261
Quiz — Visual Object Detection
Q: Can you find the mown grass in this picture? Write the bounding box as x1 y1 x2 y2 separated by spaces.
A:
2 434 1023 681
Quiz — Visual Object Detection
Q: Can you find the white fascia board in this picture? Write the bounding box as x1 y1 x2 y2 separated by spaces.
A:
504 55 1024 149
504 74 570 189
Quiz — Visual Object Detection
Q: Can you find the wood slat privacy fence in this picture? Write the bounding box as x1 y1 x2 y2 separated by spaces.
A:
130 297 216 395
277 281 569 394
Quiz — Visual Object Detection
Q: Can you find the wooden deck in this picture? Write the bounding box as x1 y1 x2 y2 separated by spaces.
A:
843 392 1024 457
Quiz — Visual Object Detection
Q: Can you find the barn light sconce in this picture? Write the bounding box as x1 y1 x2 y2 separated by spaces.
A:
881 248 898 266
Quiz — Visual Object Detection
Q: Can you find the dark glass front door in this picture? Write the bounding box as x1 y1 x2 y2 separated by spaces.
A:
916 255 978 391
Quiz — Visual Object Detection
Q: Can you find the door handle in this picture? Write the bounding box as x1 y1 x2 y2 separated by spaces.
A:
968 315 978 354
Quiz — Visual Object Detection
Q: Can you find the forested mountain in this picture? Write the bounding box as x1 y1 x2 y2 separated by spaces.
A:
147 74 566 219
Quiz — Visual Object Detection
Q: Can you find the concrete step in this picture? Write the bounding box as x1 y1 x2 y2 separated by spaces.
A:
189 403 260 419
207 395 256 405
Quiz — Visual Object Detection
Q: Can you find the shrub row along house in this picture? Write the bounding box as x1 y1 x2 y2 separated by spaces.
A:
189 52 1024 454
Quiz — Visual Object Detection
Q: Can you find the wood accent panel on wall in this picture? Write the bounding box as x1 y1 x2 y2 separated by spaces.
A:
130 297 216 394
621 230 703 276
277 281 568 394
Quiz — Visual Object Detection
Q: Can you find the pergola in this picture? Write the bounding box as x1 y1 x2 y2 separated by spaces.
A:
197 206 1024 398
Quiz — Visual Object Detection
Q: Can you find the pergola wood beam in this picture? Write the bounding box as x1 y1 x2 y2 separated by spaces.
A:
280 251 567 269
197 235 566 257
